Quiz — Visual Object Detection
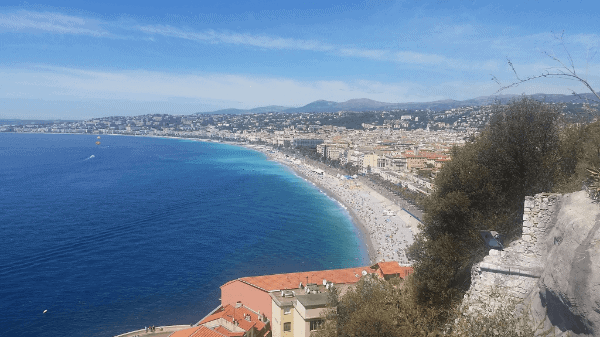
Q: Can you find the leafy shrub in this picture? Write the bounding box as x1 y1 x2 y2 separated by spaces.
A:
312 276 447 337
412 97 562 305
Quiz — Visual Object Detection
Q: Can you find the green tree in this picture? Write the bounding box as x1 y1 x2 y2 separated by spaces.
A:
556 119 600 192
411 97 561 305
313 276 446 337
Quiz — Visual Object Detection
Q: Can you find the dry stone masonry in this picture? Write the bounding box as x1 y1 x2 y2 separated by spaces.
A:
462 191 600 337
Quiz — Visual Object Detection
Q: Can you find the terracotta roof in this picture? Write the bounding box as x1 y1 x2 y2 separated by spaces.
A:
376 262 414 278
169 326 226 337
226 266 377 291
404 152 447 160
214 326 245 337
199 304 266 332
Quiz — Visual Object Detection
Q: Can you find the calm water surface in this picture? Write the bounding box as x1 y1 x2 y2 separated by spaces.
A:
0 133 368 337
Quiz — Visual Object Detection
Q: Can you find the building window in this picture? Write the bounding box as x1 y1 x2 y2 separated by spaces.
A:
284 322 291 332
310 319 323 331
283 307 291 315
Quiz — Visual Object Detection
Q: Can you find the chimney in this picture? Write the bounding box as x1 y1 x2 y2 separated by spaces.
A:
235 301 242 308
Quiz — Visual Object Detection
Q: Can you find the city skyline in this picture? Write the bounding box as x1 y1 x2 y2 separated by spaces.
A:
1 0 599 119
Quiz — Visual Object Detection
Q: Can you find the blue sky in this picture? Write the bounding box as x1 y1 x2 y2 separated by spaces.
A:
1 1 599 119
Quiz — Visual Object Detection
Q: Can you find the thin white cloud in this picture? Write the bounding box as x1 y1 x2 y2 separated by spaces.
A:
395 51 449 65
137 24 333 51
338 48 387 60
393 51 499 72
137 24 501 70
0 10 503 70
0 10 110 37
0 65 454 110
3 65 595 119
572 33 600 47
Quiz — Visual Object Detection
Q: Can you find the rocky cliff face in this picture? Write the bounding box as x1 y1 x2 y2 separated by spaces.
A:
462 191 600 337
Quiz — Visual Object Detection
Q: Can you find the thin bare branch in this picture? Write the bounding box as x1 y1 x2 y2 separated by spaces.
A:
507 58 521 81
555 30 577 74
491 75 501 86
495 71 600 103
495 33 600 104
543 51 575 76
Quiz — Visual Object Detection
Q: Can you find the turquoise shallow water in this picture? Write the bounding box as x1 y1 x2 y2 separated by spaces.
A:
0 133 368 337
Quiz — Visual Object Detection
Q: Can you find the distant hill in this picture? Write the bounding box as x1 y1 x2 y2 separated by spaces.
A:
197 105 290 115
198 93 599 115
283 100 339 113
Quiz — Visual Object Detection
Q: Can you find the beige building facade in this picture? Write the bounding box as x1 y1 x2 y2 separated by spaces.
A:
271 286 327 337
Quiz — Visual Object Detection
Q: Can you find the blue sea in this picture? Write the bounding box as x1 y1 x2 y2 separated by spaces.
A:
0 133 369 337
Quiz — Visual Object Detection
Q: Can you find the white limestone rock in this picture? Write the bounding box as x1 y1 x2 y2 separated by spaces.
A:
463 191 600 336
533 191 600 336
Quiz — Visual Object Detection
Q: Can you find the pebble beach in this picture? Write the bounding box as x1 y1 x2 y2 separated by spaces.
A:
248 146 421 265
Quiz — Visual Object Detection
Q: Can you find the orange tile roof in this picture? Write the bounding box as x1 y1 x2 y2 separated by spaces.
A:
169 326 226 337
226 266 377 291
199 304 266 332
376 262 414 278
403 151 447 160
214 326 245 337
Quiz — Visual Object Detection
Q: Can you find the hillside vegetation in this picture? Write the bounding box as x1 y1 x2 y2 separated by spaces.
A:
410 97 600 306
314 97 600 336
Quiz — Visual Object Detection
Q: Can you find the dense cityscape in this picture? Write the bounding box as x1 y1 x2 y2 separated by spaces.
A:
3 101 596 197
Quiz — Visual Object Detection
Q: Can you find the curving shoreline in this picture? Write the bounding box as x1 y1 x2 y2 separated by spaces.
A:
149 136 419 265
234 143 420 264
7 132 419 264
283 161 378 263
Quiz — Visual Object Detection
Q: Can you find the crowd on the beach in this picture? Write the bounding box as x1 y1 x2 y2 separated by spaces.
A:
263 151 418 264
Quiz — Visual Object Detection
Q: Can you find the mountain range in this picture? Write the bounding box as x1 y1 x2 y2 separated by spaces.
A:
200 93 599 115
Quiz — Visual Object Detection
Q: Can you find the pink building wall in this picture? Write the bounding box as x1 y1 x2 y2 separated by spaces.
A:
220 280 274 320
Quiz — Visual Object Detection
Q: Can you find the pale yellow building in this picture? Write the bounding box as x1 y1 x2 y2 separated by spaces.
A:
271 286 327 337
270 284 328 337
359 153 378 173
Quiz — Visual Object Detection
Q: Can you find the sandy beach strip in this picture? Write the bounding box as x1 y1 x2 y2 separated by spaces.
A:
237 145 420 265
287 164 378 263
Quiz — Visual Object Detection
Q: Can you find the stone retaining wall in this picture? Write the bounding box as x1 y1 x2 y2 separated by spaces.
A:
462 193 560 312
